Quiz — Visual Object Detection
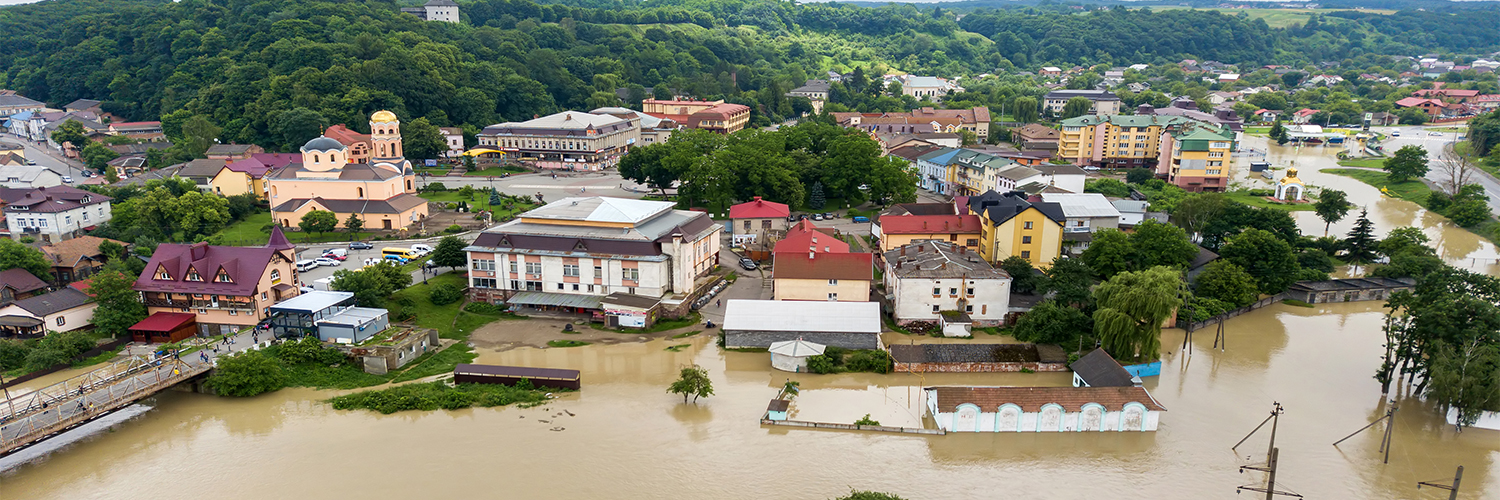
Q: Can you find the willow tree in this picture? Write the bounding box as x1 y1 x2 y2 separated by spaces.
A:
1092 266 1184 362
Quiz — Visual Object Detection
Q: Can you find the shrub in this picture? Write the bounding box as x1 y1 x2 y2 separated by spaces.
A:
429 283 464 305
822 346 849 365
846 350 893 374
0 339 27 370
444 224 463 234
275 336 345 365
206 350 287 397
1246 188 1274 197
807 354 836 374
421 182 448 192
22 348 69 372
327 382 550 414
854 414 880 426
464 302 504 315
19 236 35 244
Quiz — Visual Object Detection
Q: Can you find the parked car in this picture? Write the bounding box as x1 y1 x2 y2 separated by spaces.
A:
1430 131 1443 136
62 176 73 183
315 257 341 267
1391 131 1401 137
852 216 870 223
410 244 434 255
1083 166 1101 171
299 286 315 293
295 259 318 272
812 213 824 221
349 241 373 250
322 250 347 261
739 257 758 271
822 212 834 220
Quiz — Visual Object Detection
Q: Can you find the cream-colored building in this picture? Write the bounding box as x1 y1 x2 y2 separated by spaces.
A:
268 110 428 231
133 229 302 336
0 288 97 335
477 111 639 171
772 249 873 302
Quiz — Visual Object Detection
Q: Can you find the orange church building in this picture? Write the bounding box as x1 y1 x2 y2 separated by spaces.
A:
267 110 429 231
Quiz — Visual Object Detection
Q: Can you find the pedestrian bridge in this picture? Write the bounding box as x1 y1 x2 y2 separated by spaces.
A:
0 353 209 457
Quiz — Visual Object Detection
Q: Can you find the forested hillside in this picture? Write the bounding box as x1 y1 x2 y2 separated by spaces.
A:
0 0 1497 152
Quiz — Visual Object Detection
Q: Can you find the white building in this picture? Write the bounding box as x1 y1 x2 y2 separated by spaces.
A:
1041 193 1122 254
901 76 964 101
1111 199 1149 227
2 185 113 243
1031 164 1087 194
769 339 825 373
464 197 721 319
477 111 639 171
0 287 97 335
0 165 64 189
722 299 882 350
925 386 1166 432
401 0 460 22
439 127 464 157
883 241 1011 327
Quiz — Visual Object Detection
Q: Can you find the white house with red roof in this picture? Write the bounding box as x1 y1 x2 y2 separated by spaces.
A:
1 185 112 243
1290 108 1320 124
727 196 790 246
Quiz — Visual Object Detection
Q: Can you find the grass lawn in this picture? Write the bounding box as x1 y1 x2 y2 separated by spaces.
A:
1322 168 1430 205
1336 158 1386 169
212 211 375 245
464 166 530 176
547 340 590 348
1146 7 1394 28
1244 126 1271 136
1222 191 1314 211
1425 126 1467 133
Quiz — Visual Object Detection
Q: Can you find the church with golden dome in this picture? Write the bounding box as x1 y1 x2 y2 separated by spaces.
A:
1275 166 1306 201
267 110 429 231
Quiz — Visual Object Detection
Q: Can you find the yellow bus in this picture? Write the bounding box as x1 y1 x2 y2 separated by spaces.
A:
382 247 420 262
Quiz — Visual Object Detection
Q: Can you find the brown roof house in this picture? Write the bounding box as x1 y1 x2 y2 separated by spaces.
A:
41 235 124 285
772 247 873 303
1011 124 1060 150
0 287 96 337
0 267 48 306
133 226 301 336
925 385 1166 432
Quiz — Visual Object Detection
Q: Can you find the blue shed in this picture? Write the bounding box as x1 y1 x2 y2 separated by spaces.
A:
767 399 789 421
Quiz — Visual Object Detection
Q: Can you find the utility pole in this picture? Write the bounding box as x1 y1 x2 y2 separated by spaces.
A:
1212 319 1227 352
1417 466 1463 500
1234 402 1284 455
1332 402 1398 464
1238 447 1303 499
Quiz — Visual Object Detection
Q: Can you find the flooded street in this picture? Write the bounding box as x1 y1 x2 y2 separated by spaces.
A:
3 138 1499 499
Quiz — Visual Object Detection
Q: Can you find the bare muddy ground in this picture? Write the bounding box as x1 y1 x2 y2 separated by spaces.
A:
469 316 706 351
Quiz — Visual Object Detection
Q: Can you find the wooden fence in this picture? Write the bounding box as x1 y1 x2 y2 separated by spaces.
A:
2 338 129 389
1181 293 1289 332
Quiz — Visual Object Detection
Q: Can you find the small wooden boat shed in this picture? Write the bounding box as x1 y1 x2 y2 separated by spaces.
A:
453 363 581 390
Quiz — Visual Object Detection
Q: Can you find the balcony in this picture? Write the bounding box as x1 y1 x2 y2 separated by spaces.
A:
143 296 256 311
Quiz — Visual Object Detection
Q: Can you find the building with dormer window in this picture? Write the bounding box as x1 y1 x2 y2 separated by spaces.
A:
1 185 112 243
132 226 301 336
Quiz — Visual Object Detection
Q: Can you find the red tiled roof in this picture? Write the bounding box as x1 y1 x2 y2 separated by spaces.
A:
773 220 847 254
1396 97 1443 107
879 214 981 235
69 277 97 297
1476 95 1500 102
128 312 196 332
323 124 370 147
774 251 872 281
728 197 790 219
928 386 1167 413
1293 109 1319 117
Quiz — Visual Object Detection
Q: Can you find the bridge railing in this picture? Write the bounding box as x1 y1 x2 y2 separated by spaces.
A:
0 357 208 455
1 354 183 422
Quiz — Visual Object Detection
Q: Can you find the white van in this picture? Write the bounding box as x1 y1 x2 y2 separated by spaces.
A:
323 248 348 258
296 259 319 272
410 244 434 255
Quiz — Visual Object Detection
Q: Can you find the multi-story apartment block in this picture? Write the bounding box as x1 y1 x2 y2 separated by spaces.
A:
1156 123 1236 192
883 241 1012 326
640 99 751 134
1043 90 1122 116
464 197 722 323
967 190 1066 268
477 111 640 171
133 227 301 336
1058 115 1197 169
1 186 113 243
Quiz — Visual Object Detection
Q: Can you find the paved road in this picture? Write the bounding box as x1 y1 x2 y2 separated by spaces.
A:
0 132 93 183
1369 125 1497 213
416 170 652 200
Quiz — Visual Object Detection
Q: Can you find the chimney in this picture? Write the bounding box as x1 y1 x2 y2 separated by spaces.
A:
901 246 908 257
923 221 928 230
190 242 209 260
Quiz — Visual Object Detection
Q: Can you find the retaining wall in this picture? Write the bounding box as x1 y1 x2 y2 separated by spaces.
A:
760 418 945 435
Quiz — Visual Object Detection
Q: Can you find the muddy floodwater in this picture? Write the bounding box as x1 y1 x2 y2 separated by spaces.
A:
3 135 1499 499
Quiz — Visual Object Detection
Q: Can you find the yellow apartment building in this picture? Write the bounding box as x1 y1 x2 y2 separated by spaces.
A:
965 190 1066 268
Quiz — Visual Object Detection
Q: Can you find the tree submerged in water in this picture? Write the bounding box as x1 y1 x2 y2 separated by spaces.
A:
668 364 714 403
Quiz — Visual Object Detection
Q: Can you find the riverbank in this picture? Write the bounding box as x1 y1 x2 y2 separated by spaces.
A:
1323 167 1500 246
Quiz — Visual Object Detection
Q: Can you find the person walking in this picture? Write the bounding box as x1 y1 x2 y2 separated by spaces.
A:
716 299 721 308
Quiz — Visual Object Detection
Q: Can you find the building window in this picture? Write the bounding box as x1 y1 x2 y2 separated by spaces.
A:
932 305 941 313
933 287 941 295
510 280 520 289
525 262 542 276
967 287 975 296
587 285 594 292
270 269 281 284
1021 251 1032 259
623 268 639 281
828 279 839 286
1208 161 1222 167
56 316 65 326
510 262 518 273
1024 221 1033 229
556 283 564 290
965 305 974 313
761 220 771 229
966 239 978 247
187 271 201 281
827 293 838 301
572 284 579 291
199 309 207 314
950 288 958 296
229 310 237 316
261 291 268 300
1022 236 1033 244
473 278 497 288
563 264 579 277
742 220 751 230
473 259 496 271
594 266 602 278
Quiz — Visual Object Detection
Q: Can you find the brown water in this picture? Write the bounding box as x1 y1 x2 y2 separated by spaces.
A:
4 139 1499 499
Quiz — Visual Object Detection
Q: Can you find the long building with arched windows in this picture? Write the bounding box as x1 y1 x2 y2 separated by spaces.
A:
266 110 428 231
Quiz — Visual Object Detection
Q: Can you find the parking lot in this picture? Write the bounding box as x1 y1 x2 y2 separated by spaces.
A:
286 236 475 288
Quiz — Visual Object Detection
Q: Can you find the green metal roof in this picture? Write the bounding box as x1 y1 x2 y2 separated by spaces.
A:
1060 114 1193 128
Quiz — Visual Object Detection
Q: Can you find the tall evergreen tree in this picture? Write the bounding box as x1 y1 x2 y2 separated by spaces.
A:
1269 120 1289 145
1342 208 1378 264
808 181 826 210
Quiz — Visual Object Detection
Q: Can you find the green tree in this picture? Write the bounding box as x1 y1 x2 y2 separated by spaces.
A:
344 213 364 235
299 210 338 238
206 350 287 397
430 235 467 268
0 238 52 280
1084 178 1131 198
0 340 27 371
1172 193 1229 237
1342 208 1378 265
1193 261 1259 307
429 283 463 305
49 120 90 148
1012 299 1090 347
777 380 800 400
1081 229 1134 279
1011 96 1040 123
1130 220 1198 269
402 117 447 160
268 107 328 151
1268 120 1289 145
1425 339 1500 428
1219 228 1300 294
1125 168 1154 184
81 142 119 172
1044 256 1093 307
1446 199 1490 227
1377 226 1431 258
1000 256 1042 295
1383 145 1429 182
1061 97 1093 119
1092 266 1183 362
330 262 412 308
808 181 826 210
180 115 221 159
668 364 714 403
87 265 148 338
23 348 69 372
1313 189 1351 234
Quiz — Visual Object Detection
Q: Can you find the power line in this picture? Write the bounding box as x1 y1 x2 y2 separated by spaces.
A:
1417 466 1463 500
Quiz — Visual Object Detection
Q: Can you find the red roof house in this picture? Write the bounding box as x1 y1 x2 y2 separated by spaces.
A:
128 312 198 343
728 197 790 219
773 219 848 254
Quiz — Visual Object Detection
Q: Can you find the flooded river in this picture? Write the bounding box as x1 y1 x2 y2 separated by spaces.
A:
2 136 1498 499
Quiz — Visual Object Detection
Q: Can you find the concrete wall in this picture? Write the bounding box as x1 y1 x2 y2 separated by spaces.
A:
1288 286 1410 304
894 361 1066 373
926 395 1161 432
773 278 871 302
724 330 881 350
889 276 1010 326
771 353 811 372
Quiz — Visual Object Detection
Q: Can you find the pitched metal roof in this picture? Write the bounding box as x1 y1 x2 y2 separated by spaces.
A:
728 197 790 219
769 339 826 357
7 287 92 316
773 251 872 281
723 299 880 334
1039 193 1122 218
0 268 48 294
883 241 1008 280
927 386 1166 412
1068 349 1136 387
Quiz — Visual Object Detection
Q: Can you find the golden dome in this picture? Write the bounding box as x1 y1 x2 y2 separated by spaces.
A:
371 110 398 123
1279 167 1303 185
